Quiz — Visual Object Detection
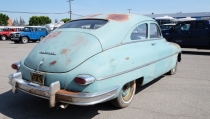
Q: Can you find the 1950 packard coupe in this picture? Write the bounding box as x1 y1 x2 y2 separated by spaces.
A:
8 13 181 108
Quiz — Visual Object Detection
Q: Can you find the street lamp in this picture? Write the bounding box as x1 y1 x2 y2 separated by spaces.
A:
67 0 73 20
127 9 131 13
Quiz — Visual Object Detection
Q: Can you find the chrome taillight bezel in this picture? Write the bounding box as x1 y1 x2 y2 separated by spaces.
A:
11 62 20 70
74 74 96 85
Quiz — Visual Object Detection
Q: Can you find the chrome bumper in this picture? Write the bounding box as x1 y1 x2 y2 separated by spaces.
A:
8 72 118 107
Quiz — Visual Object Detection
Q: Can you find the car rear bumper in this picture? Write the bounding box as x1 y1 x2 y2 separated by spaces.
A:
8 72 118 107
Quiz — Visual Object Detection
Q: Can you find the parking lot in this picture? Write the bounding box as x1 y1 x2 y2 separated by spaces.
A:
0 40 210 119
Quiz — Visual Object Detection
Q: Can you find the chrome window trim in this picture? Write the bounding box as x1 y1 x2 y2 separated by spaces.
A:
103 38 162 51
97 52 179 81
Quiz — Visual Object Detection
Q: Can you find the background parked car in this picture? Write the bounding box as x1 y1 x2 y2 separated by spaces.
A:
162 20 210 47
160 23 176 31
0 27 24 40
155 16 178 25
8 13 181 109
10 26 48 43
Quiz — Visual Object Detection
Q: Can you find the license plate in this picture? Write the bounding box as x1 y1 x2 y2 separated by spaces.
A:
30 72 45 85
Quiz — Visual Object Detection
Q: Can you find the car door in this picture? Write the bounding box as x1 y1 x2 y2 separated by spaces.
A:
122 22 156 84
31 28 39 39
190 21 210 47
170 21 193 46
150 23 172 78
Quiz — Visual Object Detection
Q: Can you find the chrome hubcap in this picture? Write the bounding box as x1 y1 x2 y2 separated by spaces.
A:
122 83 130 97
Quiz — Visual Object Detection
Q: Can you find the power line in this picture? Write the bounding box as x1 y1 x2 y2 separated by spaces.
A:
0 10 68 14
0 10 84 16
71 13 83 17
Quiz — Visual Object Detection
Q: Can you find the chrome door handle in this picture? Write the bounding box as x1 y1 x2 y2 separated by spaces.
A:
151 43 156 46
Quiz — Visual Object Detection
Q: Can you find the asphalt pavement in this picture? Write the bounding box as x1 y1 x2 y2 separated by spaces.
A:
0 40 210 119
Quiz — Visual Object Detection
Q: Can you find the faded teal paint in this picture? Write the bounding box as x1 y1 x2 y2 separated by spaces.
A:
24 31 102 73
18 13 181 96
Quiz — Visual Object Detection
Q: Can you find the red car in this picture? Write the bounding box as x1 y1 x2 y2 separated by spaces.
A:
0 27 23 40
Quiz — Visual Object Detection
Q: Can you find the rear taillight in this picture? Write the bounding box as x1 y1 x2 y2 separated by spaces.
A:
74 75 95 85
11 62 20 70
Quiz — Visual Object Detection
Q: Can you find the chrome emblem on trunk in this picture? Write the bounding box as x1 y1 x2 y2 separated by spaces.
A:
37 58 45 71
39 51 56 55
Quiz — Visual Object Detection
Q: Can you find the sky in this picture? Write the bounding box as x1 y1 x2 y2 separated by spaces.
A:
1 0 210 24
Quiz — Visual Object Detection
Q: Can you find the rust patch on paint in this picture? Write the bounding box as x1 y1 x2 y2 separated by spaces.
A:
61 49 68 54
70 36 86 46
50 60 57 65
125 57 129 60
57 89 79 95
169 42 180 48
107 14 129 21
65 59 71 65
43 31 62 42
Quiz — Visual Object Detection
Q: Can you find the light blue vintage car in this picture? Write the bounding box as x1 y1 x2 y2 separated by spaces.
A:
8 13 181 108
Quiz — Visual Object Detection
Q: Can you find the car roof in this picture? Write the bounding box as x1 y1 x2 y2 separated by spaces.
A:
56 13 155 49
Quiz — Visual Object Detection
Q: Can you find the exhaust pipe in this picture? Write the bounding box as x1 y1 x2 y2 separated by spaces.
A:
60 103 68 109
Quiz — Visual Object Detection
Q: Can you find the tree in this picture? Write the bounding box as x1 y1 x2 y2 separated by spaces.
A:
29 16 51 26
16 18 19 26
61 18 70 23
55 19 58 23
12 19 18 26
0 13 9 26
19 17 25 26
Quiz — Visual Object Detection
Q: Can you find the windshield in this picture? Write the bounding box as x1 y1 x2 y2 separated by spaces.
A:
23 27 30 32
59 19 108 29
156 19 177 25
160 25 174 30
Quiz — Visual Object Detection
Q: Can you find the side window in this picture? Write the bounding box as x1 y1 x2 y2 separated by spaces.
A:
150 23 161 38
32 28 37 32
130 23 147 40
194 22 205 30
174 22 191 31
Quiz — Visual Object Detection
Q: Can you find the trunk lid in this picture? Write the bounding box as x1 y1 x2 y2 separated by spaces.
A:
25 31 102 73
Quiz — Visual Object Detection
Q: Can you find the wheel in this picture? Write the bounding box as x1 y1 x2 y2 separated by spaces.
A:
14 41 20 43
1 35 7 40
39 36 44 41
111 80 136 108
21 37 28 44
167 60 178 75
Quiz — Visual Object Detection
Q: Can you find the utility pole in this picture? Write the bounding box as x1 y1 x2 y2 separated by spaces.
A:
67 0 73 20
127 9 131 13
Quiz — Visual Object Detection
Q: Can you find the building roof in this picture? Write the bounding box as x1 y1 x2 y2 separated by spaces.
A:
144 12 210 19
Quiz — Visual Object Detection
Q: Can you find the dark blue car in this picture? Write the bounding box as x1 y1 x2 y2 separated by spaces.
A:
162 20 210 47
10 27 48 44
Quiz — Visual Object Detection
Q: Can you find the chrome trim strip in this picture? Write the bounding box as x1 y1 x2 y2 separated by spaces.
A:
103 39 163 51
122 38 161 45
97 52 179 81
103 44 121 51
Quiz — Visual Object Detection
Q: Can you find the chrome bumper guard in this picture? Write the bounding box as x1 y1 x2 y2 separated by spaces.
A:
8 72 118 107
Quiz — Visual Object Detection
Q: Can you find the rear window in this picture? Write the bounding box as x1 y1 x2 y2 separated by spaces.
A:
59 19 108 29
